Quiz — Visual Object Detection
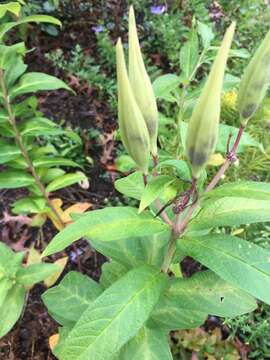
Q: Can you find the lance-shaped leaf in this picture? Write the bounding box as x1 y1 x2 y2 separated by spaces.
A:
178 234 270 304
10 72 71 98
116 326 173 360
42 207 169 257
188 197 270 231
238 28 270 123
129 6 158 156
117 38 150 173
186 22 235 178
0 285 26 338
202 181 270 201
152 271 257 330
54 265 168 360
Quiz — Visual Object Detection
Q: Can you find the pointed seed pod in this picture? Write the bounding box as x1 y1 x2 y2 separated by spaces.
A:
129 6 159 156
186 22 236 178
238 28 270 124
116 38 150 173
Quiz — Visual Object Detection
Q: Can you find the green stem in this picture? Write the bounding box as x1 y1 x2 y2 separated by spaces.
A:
0 69 65 228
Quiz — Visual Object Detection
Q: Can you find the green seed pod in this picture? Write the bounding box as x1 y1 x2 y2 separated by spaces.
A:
238 29 270 124
186 22 236 178
116 38 150 173
129 6 158 156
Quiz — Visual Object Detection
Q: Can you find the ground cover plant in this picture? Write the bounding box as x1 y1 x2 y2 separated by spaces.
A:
1 1 270 359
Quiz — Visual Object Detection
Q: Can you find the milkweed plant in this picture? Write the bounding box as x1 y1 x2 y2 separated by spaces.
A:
2 4 270 360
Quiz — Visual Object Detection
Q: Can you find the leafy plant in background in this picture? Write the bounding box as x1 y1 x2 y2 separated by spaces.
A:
0 241 61 338
0 1 88 230
39 6 270 359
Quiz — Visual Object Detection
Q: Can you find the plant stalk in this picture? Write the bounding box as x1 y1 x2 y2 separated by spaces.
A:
161 124 246 273
0 69 65 229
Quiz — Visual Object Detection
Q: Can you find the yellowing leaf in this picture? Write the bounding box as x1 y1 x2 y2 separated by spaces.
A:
44 257 68 288
27 247 42 266
231 228 244 236
49 333 60 351
61 203 92 224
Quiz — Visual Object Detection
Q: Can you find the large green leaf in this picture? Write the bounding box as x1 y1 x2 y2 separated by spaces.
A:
54 266 168 360
188 197 270 231
42 207 170 257
46 173 87 192
0 285 26 338
114 171 144 200
10 72 70 98
178 234 270 304
0 15 61 41
203 181 270 201
90 231 170 269
0 170 35 189
117 326 173 360
4 56 27 88
42 271 102 327
155 271 256 320
16 263 60 286
139 175 175 213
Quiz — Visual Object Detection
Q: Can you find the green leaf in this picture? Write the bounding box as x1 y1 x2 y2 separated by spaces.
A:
117 326 173 360
0 242 24 278
203 181 270 201
0 285 26 338
189 197 270 231
100 261 129 289
42 207 169 257
139 176 175 213
0 2 21 18
157 270 256 319
178 234 270 304
91 231 170 269
180 28 199 81
0 278 13 308
0 140 21 164
0 15 61 41
42 271 102 326
152 74 180 102
16 263 60 286
40 168 66 184
0 43 25 70
158 160 192 181
114 171 144 200
216 124 261 154
197 21 214 49
20 117 63 137
54 265 168 360
4 56 27 88
46 173 87 192
33 157 79 168
10 72 71 98
0 170 35 189
12 197 47 215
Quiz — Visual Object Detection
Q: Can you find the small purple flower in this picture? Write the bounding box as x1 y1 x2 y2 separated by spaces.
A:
69 248 83 262
92 25 104 33
150 5 166 15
